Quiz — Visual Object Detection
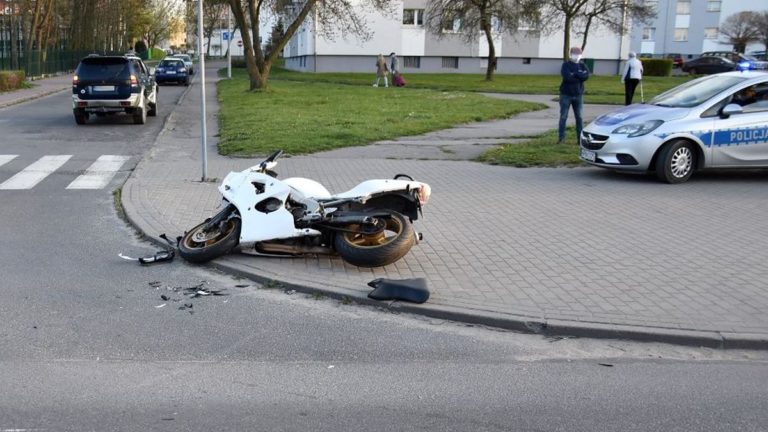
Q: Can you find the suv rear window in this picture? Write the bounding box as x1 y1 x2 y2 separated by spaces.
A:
159 60 184 67
77 58 130 80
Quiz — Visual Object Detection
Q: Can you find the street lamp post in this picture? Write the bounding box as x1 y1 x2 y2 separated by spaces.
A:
227 6 232 79
197 0 208 181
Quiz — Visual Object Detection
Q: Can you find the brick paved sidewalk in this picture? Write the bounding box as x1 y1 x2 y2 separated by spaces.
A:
112 64 766 350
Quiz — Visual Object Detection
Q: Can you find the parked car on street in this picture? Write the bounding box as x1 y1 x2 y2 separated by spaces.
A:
169 54 194 75
700 51 768 70
71 54 158 125
681 56 737 75
665 53 684 68
154 57 189 86
580 71 768 183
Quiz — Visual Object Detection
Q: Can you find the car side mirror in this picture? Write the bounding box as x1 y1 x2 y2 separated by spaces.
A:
721 103 743 118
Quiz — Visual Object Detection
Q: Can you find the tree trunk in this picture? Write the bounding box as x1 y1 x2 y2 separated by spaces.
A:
562 16 572 61
482 21 496 81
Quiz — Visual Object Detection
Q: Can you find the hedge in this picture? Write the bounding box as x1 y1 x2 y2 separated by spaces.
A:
0 70 26 91
640 59 673 77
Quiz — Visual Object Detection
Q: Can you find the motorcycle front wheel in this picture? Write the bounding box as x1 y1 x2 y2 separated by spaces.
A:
179 216 241 263
334 212 415 268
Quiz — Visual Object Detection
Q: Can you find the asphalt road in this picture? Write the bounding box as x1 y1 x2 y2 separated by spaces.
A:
0 83 767 432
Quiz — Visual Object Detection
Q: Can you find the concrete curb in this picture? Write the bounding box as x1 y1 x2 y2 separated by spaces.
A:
0 87 68 109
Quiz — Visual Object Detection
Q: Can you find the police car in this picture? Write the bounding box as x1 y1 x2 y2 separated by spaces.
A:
580 71 768 183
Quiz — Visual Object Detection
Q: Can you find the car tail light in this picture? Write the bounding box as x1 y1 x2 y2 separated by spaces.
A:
120 101 131 107
77 102 87 107
130 74 138 86
72 75 79 87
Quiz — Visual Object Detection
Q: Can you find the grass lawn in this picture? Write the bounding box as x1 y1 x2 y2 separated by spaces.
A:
216 66 695 159
217 69 545 156
478 128 585 167
269 67 693 105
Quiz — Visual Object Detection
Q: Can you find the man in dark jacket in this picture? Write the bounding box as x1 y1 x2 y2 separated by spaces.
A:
558 47 590 144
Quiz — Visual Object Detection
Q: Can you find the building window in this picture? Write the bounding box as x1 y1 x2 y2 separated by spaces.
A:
642 27 656 41
403 9 424 26
442 15 462 33
676 0 690 15
522 58 531 64
403 56 420 68
674 28 688 41
442 57 459 69
706 0 721 12
704 27 719 39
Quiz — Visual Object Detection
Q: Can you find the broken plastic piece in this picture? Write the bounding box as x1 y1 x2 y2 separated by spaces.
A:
119 249 175 265
367 278 430 304
139 249 175 264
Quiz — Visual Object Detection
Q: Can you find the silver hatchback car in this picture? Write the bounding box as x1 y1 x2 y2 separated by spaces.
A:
580 71 768 183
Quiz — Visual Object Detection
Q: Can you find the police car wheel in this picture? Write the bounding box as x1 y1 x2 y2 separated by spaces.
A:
655 140 695 184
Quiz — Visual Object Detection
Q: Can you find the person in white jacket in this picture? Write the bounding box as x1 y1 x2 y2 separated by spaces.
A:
621 52 644 105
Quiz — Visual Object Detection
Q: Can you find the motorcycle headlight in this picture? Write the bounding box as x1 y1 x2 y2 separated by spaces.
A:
612 120 664 138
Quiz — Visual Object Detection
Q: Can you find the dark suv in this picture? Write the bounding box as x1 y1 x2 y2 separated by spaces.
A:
72 55 158 125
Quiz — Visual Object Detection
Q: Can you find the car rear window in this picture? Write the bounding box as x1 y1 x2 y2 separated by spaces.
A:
77 58 130 80
160 60 183 67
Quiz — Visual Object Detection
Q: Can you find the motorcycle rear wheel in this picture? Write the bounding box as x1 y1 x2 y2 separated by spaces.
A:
334 212 414 268
179 217 241 263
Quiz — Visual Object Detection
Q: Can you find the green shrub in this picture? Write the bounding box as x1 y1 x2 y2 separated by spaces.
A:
0 70 26 91
134 40 147 53
149 47 166 59
641 59 673 77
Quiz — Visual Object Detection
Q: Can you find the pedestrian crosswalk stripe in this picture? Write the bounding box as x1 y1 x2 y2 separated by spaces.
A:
66 155 130 190
0 155 72 190
0 155 18 167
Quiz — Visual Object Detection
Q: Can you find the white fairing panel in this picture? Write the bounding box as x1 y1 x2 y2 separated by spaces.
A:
219 171 311 242
283 177 332 199
332 179 425 200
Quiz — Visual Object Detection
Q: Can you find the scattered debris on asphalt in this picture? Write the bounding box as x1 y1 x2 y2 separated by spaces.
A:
146 280 229 314
119 234 179 265
367 278 430 303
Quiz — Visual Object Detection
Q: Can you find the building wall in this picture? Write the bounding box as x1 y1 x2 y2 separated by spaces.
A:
283 0 632 75
630 0 767 57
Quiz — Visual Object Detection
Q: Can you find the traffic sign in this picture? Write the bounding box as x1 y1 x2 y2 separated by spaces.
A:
222 31 229 41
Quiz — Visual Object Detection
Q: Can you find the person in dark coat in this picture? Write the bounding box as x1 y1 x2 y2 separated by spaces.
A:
558 47 590 144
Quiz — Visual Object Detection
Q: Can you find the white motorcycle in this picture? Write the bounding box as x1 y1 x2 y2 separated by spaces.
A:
179 150 431 268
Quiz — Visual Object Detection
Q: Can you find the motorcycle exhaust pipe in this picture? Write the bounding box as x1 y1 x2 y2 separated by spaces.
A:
325 215 377 226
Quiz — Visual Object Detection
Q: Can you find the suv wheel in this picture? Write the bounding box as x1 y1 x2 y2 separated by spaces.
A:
74 109 88 125
133 103 146 125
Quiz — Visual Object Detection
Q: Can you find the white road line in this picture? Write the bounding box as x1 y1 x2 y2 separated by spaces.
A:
0 155 72 190
0 155 18 167
66 155 130 190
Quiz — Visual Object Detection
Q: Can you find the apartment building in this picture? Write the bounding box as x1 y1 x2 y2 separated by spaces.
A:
283 0 634 75
629 0 767 59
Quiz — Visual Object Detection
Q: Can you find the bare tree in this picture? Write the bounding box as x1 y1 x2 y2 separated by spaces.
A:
541 0 654 60
424 0 539 81
226 0 395 91
202 0 228 56
720 11 760 53
575 0 654 53
748 11 768 54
